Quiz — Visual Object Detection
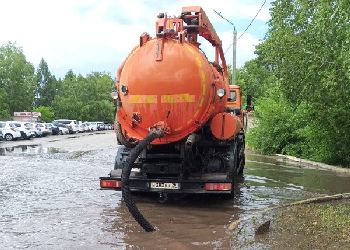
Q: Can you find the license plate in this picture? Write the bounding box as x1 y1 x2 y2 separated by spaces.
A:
150 182 180 190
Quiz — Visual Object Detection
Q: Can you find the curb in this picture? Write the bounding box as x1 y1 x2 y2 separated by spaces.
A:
275 154 350 174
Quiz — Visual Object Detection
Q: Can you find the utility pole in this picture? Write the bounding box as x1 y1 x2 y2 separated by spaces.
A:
213 9 237 85
232 29 237 85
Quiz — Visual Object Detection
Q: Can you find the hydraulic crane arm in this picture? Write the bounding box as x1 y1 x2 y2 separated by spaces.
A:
181 6 229 80
153 6 229 80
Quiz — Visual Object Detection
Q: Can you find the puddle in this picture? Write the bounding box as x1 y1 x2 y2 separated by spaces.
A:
0 144 67 156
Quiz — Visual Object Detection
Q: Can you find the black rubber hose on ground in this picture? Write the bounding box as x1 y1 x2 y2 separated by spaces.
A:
121 129 164 232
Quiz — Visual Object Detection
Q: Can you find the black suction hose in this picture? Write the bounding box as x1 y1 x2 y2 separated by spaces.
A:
121 129 164 232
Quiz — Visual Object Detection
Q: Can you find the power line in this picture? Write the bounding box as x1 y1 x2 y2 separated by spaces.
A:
238 0 267 40
213 9 236 30
224 0 267 54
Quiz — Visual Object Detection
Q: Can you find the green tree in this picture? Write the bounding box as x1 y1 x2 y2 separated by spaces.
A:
247 0 350 166
52 71 114 122
33 106 55 122
0 88 10 119
35 58 59 107
0 42 36 114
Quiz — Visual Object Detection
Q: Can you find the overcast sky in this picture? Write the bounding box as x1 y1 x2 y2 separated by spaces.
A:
0 0 271 78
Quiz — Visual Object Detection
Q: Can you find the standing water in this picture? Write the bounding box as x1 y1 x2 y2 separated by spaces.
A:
1 135 350 249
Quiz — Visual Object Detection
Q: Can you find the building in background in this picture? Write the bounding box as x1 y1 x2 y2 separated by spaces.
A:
13 112 41 122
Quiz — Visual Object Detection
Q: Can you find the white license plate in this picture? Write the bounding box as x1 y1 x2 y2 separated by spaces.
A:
150 182 180 190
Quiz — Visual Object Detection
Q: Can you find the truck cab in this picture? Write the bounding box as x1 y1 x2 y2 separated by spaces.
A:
226 85 245 127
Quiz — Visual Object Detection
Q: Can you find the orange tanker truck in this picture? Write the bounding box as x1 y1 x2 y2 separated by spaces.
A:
100 6 246 231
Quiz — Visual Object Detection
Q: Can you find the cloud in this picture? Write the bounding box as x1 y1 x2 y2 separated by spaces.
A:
0 0 270 77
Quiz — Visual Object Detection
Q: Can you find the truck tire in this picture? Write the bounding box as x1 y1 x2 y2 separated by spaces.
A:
227 142 239 180
236 134 245 175
4 134 13 141
114 146 130 170
238 147 245 175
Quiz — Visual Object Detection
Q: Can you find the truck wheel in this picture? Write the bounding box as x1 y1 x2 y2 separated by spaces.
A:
4 134 13 141
114 146 130 169
238 150 245 175
227 142 239 180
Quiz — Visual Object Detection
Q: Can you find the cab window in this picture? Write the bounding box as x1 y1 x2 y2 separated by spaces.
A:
228 91 237 101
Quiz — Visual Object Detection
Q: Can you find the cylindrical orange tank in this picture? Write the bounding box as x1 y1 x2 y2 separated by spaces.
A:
117 38 229 144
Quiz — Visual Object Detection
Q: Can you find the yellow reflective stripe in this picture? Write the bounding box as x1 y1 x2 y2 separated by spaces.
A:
128 95 157 104
161 93 195 103
128 94 195 104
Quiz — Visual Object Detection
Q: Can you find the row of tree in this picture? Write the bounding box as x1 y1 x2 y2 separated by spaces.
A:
0 42 115 123
240 0 350 167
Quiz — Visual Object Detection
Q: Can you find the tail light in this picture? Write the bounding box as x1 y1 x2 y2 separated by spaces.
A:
204 182 232 191
100 180 122 188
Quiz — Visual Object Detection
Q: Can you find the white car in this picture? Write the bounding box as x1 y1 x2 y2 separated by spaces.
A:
36 123 52 136
59 126 69 135
83 122 90 132
56 123 69 135
28 123 42 137
53 119 79 134
78 121 85 133
89 122 98 131
0 121 22 141
12 122 32 139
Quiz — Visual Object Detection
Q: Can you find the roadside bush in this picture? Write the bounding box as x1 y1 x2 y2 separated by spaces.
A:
248 95 302 155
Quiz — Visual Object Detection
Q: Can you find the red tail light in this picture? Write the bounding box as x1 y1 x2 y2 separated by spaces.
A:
100 180 122 188
204 182 232 191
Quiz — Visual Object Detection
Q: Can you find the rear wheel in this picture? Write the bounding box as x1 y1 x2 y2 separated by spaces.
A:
227 142 239 180
237 136 245 175
4 133 13 141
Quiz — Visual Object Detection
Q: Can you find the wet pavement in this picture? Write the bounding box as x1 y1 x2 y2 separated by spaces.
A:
1 133 350 249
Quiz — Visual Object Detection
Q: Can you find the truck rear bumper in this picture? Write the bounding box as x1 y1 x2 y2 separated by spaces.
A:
100 173 233 194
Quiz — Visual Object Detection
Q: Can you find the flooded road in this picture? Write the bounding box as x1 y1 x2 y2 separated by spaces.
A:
1 132 350 249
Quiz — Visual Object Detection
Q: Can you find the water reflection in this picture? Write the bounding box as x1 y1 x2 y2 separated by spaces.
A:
0 145 66 156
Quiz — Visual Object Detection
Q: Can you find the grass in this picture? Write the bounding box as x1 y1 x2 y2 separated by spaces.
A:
270 201 350 248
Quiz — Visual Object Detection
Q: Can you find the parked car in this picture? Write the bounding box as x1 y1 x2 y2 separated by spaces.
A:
97 122 105 131
106 123 113 130
82 122 90 132
12 122 32 139
50 123 60 135
53 119 79 134
36 123 52 136
52 122 69 135
0 121 22 141
77 121 84 133
89 122 98 131
28 123 42 137
58 124 69 135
